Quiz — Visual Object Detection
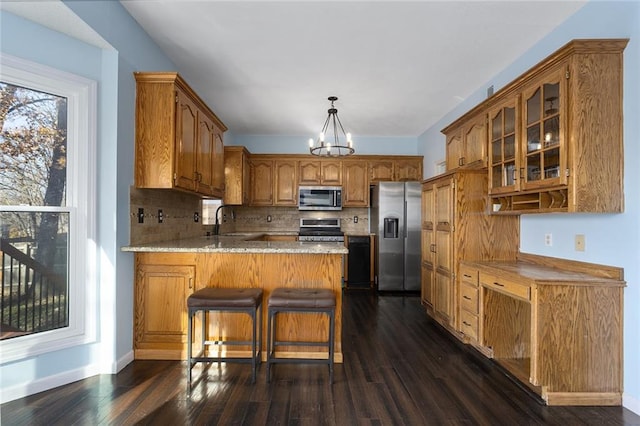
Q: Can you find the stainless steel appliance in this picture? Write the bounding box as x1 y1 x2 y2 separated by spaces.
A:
370 182 421 291
298 186 342 211
298 218 345 242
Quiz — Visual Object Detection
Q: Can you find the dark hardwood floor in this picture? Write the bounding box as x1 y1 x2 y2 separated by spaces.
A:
3 291 639 425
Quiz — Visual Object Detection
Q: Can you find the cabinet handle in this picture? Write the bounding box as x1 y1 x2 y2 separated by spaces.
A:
458 157 464 166
463 321 471 326
463 295 471 300
463 274 472 279
493 281 504 287
189 278 193 289
430 244 436 253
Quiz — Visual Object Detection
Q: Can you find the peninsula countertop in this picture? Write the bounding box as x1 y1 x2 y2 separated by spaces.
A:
121 234 348 254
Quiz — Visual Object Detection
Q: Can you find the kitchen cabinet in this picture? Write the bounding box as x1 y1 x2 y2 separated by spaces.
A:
134 72 227 198
195 111 225 196
299 159 342 185
248 156 298 206
484 39 626 213
458 264 479 344
369 158 423 182
223 146 250 205
463 254 625 406
249 158 273 206
131 250 345 362
273 159 298 206
134 261 195 359
394 158 423 181
420 170 518 333
342 160 369 207
444 112 487 171
368 159 394 182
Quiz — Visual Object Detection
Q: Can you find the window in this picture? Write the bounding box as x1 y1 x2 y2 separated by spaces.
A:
0 53 96 362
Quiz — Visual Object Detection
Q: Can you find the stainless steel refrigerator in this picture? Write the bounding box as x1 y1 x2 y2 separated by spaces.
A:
370 182 421 291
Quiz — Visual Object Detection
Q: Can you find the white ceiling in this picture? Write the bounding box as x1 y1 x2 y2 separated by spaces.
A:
3 1 587 139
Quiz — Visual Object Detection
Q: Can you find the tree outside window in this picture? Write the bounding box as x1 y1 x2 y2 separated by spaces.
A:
0 81 69 339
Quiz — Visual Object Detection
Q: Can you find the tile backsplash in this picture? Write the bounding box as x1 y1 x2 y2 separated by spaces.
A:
130 187 204 245
130 186 372 245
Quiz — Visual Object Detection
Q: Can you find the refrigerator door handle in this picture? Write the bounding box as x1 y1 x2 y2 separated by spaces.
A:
404 200 408 238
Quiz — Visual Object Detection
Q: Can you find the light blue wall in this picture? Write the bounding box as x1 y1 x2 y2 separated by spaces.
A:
232 134 419 155
1 1 176 399
418 1 640 411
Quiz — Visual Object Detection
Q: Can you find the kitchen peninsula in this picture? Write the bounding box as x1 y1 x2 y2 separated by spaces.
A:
123 235 347 361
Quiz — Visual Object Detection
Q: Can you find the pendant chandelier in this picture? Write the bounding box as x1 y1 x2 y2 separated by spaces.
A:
308 96 355 157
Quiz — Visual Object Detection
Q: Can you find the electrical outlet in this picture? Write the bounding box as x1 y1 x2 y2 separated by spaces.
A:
575 234 586 251
353 216 358 223
137 208 144 224
158 209 163 223
544 233 552 246
267 215 272 222
194 212 199 223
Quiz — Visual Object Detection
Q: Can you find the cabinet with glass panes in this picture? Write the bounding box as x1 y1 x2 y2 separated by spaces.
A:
485 39 627 214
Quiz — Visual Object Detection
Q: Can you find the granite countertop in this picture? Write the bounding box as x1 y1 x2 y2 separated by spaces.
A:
121 234 348 254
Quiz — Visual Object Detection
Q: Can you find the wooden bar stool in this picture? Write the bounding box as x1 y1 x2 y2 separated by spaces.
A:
266 288 336 384
187 287 263 390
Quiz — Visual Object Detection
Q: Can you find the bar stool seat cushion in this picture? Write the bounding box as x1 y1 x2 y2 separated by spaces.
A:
268 288 335 309
188 287 263 309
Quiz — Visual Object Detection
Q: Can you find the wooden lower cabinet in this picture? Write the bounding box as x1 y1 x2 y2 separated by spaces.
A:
133 251 344 362
134 262 195 359
462 254 625 406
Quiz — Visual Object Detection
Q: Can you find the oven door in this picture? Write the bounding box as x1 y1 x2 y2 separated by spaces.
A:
298 186 342 210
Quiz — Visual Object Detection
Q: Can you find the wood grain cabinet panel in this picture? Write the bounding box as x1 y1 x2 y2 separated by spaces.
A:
134 72 227 198
134 263 195 358
223 146 250 205
249 158 274 206
342 160 369 207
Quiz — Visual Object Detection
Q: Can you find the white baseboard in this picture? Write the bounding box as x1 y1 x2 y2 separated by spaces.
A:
0 363 102 404
112 350 134 373
624 393 640 415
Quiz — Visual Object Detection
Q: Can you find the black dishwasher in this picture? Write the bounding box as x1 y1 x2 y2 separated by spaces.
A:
347 236 371 289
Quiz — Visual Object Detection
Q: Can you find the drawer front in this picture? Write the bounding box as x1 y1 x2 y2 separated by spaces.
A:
460 283 479 314
480 272 530 301
459 309 478 341
459 265 478 286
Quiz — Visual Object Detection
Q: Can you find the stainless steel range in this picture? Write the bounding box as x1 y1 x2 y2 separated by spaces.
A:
298 218 344 242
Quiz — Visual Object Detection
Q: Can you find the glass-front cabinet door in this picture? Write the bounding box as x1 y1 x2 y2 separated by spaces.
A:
488 98 519 194
521 68 567 190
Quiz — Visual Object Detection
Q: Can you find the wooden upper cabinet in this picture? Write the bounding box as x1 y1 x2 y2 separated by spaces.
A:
343 160 369 207
488 39 627 213
445 112 487 171
134 72 227 197
196 111 225 197
223 146 250 205
174 90 198 191
395 158 423 181
274 160 298 206
249 158 274 206
299 159 342 185
368 160 394 182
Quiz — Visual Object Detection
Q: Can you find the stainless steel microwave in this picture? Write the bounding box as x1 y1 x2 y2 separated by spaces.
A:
298 186 342 210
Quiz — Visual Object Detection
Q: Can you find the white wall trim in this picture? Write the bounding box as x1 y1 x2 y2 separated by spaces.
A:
624 394 640 416
111 350 135 374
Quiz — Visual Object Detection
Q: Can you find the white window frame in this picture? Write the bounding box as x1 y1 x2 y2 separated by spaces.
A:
0 53 97 363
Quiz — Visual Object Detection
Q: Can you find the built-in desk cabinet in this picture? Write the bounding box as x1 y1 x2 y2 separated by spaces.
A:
462 254 625 406
134 72 227 198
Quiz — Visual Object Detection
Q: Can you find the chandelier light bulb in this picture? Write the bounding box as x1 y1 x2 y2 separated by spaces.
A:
320 132 325 142
308 138 314 148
